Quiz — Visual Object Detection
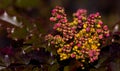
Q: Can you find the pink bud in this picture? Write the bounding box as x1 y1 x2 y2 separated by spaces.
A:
56 23 61 27
96 12 100 16
71 27 76 30
70 42 74 46
78 20 82 23
53 23 61 29
51 41 54 44
78 9 87 14
50 17 56 21
71 53 76 58
99 34 103 39
96 29 101 33
78 16 82 19
62 48 66 52
93 56 98 60
103 25 108 30
77 44 81 47
98 21 103 25
86 27 90 32
75 12 79 16
57 14 62 19
52 9 57 13
105 33 110 37
90 58 94 62
95 12 99 17
53 26 57 29
62 18 67 23
89 50 94 57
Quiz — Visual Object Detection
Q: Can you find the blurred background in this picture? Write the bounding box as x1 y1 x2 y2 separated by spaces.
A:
0 0 120 71
0 0 120 31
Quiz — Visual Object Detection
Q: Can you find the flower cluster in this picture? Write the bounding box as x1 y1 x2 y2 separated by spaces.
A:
45 6 109 68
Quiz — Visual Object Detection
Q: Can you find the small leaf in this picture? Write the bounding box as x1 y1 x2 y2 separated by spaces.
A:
0 0 12 8
11 27 28 39
15 0 40 8
49 63 59 71
64 66 70 71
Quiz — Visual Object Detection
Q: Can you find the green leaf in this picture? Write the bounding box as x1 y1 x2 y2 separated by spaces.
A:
46 46 57 55
11 27 28 39
48 63 59 71
64 66 70 71
15 0 40 8
0 0 12 8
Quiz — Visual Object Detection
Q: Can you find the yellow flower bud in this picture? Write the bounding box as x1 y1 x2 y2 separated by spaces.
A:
81 59 85 62
63 55 67 60
70 22 74 26
57 48 62 53
82 17 86 20
82 46 85 48
74 18 78 21
73 21 78 25
90 28 95 32
76 50 80 53
66 44 70 47
82 29 86 33
76 55 80 59
66 50 71 53
82 67 85 70
97 43 100 46
86 33 89 37
60 58 63 60
57 28 61 31
83 23 87 28
60 44 63 47
98 16 101 18
76 34 80 37
73 52 77 54
88 38 93 43
74 46 78 50
97 24 101 28
91 44 97 49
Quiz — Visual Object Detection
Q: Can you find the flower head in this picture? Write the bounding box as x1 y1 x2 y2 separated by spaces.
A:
45 6 110 68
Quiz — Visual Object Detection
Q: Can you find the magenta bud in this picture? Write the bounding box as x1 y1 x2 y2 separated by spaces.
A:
50 17 56 21
51 41 54 44
98 21 103 25
52 9 57 13
93 56 98 60
62 48 66 52
61 19 67 23
77 43 81 47
53 23 61 29
78 16 82 19
70 42 74 46
78 20 82 23
95 12 99 17
56 23 61 27
90 58 94 62
89 50 94 57
103 25 108 30
99 34 103 39
86 27 90 32
57 15 62 19
105 33 110 37
96 29 101 33
75 12 79 16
